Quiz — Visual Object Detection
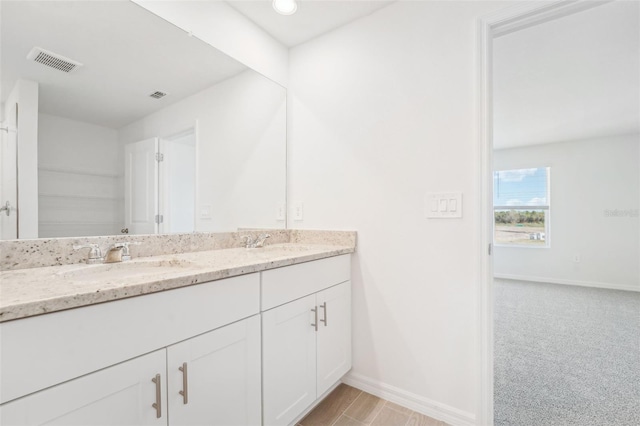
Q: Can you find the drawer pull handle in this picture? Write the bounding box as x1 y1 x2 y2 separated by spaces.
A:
151 374 162 418
311 307 318 331
320 302 327 326
179 362 189 404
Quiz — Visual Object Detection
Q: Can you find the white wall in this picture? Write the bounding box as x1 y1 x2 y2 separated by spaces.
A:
132 0 289 87
38 113 122 237
120 70 286 233
288 1 504 424
494 134 640 291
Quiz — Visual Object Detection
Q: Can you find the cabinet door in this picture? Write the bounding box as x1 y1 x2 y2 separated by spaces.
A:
262 294 317 426
167 315 261 426
0 350 167 426
317 281 352 396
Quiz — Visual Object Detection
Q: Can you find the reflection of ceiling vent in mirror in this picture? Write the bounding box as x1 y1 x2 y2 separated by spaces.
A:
149 91 168 100
27 47 82 74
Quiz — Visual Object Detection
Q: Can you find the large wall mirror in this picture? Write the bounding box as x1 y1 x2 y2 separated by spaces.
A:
0 0 287 240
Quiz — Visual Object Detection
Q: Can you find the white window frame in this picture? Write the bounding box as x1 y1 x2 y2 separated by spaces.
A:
493 167 551 248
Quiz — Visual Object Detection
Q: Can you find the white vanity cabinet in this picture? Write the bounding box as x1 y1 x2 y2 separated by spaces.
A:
315 281 352 396
1 315 262 426
0 254 352 426
0 349 168 425
167 315 262 426
261 255 352 426
262 294 318 425
0 273 261 426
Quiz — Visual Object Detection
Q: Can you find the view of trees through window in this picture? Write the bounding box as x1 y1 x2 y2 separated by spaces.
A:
493 168 550 246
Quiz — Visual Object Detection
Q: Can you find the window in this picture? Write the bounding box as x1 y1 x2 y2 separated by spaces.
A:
493 167 550 247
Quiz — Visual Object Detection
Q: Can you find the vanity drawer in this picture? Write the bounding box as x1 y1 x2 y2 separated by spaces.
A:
261 255 350 311
0 273 259 404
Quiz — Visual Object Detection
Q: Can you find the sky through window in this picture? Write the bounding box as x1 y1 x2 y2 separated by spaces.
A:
493 167 549 207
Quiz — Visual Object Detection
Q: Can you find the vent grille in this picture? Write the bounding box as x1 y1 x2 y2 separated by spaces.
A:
27 47 82 74
149 91 168 99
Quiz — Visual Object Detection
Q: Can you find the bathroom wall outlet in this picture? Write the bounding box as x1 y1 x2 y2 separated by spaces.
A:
276 203 286 221
200 204 212 220
573 254 581 263
293 202 304 221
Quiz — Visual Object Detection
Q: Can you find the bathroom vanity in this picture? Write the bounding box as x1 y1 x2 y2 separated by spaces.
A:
0 231 355 426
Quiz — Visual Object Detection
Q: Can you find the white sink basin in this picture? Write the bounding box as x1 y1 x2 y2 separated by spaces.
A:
58 259 195 281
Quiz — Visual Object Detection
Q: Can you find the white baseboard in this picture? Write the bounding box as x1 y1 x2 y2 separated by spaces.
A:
494 274 640 293
341 372 476 426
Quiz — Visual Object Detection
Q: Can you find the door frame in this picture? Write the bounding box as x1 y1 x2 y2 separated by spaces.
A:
0 104 19 239
124 137 159 235
475 1 612 424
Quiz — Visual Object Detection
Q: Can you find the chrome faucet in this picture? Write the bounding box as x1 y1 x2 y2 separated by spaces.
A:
105 242 139 263
104 245 124 263
241 233 271 248
73 241 140 264
73 244 103 264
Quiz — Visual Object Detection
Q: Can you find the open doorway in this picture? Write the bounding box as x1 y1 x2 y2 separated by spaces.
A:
159 128 196 234
123 126 197 235
490 2 639 425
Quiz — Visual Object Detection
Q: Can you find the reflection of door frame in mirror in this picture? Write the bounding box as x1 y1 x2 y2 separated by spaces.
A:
0 103 19 240
124 137 159 235
476 1 611 424
158 122 198 235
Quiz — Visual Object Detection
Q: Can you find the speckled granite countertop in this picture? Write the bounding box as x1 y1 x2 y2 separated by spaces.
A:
0 242 354 323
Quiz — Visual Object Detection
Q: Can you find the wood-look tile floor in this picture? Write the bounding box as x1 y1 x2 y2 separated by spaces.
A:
299 384 449 426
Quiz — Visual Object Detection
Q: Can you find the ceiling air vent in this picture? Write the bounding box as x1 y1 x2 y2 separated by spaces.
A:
27 47 82 74
149 91 168 100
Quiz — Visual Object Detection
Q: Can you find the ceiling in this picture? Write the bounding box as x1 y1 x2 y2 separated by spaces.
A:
1 1 246 129
493 0 640 150
226 0 394 47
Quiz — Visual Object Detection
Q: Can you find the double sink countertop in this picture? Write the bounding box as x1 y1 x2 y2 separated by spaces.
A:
0 231 356 323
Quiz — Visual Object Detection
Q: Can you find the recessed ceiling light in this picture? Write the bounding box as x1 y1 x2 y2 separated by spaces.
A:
273 0 297 16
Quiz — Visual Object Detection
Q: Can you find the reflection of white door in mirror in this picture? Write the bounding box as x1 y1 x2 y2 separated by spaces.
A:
124 138 159 235
159 129 196 235
0 107 19 240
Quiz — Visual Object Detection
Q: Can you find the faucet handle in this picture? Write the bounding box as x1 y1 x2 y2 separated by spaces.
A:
255 233 271 248
111 241 141 261
73 244 103 264
241 235 255 247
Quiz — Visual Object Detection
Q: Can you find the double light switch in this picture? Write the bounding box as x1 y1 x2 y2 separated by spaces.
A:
425 192 462 218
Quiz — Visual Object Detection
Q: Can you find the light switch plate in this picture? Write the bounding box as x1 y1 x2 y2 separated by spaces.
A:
200 204 212 220
425 192 462 218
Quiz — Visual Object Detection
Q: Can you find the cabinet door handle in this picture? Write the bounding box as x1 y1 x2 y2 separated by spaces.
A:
151 374 162 418
179 362 189 404
311 306 318 331
320 302 328 326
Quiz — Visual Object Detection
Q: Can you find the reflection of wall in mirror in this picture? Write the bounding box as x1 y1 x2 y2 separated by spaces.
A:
132 0 289 87
120 70 287 233
38 114 122 238
33 70 286 237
